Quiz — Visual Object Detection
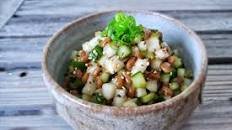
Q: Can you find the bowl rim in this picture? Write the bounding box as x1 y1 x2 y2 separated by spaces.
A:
42 10 208 116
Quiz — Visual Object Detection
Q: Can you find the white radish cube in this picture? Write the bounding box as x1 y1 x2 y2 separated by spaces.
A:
103 44 116 58
146 36 160 52
103 56 124 74
86 63 98 74
131 58 149 75
115 88 127 98
136 88 147 97
138 41 147 51
151 58 162 70
113 97 126 106
82 36 100 53
102 83 116 100
155 49 170 59
82 75 96 95
146 80 158 92
123 99 137 107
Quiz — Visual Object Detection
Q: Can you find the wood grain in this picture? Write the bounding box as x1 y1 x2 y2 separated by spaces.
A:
1 11 232 37
16 0 232 16
1 33 232 70
0 100 232 130
0 115 72 130
1 0 232 129
0 0 24 28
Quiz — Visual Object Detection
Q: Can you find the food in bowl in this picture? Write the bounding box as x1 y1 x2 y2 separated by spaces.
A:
63 12 193 106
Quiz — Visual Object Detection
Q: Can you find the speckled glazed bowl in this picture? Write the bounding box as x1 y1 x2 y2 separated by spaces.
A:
42 10 207 130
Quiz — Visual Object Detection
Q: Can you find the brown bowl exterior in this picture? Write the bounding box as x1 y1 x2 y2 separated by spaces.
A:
42 10 207 130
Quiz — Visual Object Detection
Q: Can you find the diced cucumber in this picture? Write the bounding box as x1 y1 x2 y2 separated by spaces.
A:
146 80 158 92
146 51 155 59
174 89 181 96
98 56 106 66
173 50 180 56
181 78 193 91
117 45 132 59
88 45 103 61
169 69 177 79
169 82 179 90
69 60 87 71
161 73 170 84
123 99 138 107
185 69 193 78
134 34 143 43
82 94 92 101
69 79 83 89
70 50 79 59
132 72 147 88
91 93 107 104
136 88 147 97
141 93 157 103
181 84 188 91
100 72 110 83
173 56 182 68
95 88 103 95
177 68 185 77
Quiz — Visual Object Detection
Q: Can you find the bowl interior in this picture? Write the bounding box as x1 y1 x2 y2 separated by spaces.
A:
45 11 203 91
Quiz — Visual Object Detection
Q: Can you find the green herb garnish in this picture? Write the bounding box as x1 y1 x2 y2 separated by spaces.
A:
102 12 144 46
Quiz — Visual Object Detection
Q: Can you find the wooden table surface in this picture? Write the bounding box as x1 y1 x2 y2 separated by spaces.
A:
0 0 232 130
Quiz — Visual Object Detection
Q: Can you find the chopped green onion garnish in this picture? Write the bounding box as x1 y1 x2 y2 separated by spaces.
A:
102 12 144 46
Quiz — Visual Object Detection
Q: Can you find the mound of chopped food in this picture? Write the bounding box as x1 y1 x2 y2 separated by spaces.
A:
63 12 193 107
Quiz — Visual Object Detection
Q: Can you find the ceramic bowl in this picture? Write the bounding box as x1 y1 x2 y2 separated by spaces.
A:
42 10 207 130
